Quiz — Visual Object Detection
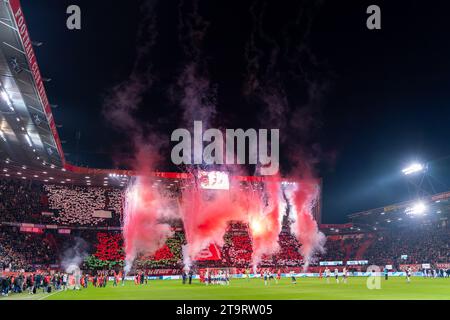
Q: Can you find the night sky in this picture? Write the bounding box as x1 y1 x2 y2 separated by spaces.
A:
21 0 450 223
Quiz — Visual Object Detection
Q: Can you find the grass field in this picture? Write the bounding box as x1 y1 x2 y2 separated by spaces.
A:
2 277 449 300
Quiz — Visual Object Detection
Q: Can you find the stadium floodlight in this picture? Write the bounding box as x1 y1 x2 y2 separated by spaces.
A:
402 163 425 175
405 202 427 215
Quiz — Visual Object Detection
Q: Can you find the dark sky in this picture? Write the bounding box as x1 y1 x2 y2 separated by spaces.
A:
21 0 450 223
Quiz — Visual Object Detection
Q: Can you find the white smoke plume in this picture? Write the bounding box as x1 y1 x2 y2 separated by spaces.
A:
60 237 89 274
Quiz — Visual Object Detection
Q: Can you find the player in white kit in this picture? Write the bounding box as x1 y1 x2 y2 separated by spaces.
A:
406 267 412 283
342 267 348 284
324 267 331 284
334 268 340 284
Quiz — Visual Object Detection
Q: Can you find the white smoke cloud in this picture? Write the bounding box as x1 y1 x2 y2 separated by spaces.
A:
60 237 89 274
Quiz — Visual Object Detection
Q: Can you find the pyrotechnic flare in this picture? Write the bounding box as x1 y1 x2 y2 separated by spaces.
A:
123 176 173 274
178 178 247 270
247 181 283 272
285 180 326 270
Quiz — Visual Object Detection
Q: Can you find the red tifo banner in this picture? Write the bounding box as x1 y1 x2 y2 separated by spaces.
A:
194 244 222 261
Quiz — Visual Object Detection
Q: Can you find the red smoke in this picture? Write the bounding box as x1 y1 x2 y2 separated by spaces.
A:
178 176 287 271
123 176 173 273
122 140 176 274
247 181 282 270
179 179 247 268
123 170 324 272
288 180 325 270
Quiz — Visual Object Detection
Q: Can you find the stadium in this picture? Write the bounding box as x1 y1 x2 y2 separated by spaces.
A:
0 0 450 302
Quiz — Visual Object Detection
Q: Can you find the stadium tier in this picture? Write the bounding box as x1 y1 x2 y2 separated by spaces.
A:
1 177 449 274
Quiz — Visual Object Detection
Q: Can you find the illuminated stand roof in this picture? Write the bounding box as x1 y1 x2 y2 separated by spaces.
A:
348 191 450 229
0 0 134 187
0 0 64 168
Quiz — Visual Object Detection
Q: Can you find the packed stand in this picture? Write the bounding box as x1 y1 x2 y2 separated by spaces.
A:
0 178 124 227
45 185 123 226
0 227 57 271
364 225 450 266
0 179 50 224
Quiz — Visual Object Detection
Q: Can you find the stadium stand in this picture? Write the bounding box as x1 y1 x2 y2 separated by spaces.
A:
1 177 449 274
0 179 122 226
0 179 50 224
364 226 450 266
45 184 122 226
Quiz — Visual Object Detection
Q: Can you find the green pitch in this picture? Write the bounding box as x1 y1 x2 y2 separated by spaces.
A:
3 277 450 300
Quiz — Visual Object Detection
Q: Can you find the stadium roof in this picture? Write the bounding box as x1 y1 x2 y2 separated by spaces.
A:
0 1 111 186
0 0 64 167
0 0 144 187
348 190 450 229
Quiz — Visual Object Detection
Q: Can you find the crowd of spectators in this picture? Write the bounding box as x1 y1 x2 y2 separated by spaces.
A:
134 231 184 269
222 234 252 267
317 237 346 262
0 179 50 224
0 269 124 297
45 185 122 226
1 177 450 273
275 233 303 266
364 226 450 266
0 178 123 227
0 227 56 271
94 232 124 261
221 226 304 268
0 227 102 272
1 223 449 272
